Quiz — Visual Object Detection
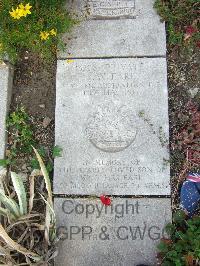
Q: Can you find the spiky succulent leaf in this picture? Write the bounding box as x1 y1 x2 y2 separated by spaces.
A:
11 172 27 215
0 192 20 218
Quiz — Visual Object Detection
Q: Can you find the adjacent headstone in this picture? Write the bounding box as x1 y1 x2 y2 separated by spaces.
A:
87 0 136 19
54 58 170 195
0 63 13 159
59 0 166 58
55 197 171 266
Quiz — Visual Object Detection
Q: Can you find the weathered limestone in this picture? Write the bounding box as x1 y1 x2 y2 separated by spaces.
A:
54 58 170 195
68 0 159 19
0 63 13 160
59 0 166 58
54 197 172 266
54 0 171 264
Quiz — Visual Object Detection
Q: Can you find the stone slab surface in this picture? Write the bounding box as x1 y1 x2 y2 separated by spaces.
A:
54 197 172 266
68 0 159 20
54 58 170 195
87 0 136 19
0 63 13 159
59 0 166 58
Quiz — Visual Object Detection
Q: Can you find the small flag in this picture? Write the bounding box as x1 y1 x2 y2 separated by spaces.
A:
187 172 200 183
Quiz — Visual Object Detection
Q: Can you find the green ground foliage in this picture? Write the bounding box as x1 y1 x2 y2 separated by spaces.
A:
0 107 62 175
0 0 74 62
158 211 200 266
154 0 200 49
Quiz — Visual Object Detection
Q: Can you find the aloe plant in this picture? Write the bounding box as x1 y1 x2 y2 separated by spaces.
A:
0 147 57 264
33 146 56 243
0 171 28 222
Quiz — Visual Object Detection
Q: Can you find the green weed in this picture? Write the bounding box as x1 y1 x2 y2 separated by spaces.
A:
158 210 200 266
0 107 62 174
0 0 74 63
154 0 200 49
6 106 35 162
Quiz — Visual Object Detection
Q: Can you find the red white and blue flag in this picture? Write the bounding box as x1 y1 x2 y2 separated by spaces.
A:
187 172 200 183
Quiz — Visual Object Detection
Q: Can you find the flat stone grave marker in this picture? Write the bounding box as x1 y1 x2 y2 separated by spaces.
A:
54 197 171 266
59 0 166 58
54 57 170 195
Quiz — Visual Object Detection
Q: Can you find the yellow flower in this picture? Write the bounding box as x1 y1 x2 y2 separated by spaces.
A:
9 7 24 19
19 3 32 17
50 29 57 36
19 3 25 9
40 31 50 41
66 59 74 64
9 3 32 19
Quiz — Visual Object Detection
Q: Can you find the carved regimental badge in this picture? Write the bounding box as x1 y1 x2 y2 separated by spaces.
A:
85 102 138 152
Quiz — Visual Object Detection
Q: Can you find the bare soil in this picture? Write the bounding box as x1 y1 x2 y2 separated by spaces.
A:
11 51 56 153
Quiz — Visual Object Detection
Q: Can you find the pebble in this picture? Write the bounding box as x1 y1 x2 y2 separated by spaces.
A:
189 87 199 98
43 117 51 128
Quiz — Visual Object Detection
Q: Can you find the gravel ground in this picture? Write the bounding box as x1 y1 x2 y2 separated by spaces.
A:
167 47 200 212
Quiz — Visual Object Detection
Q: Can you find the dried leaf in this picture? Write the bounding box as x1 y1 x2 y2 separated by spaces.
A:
6 213 42 232
29 169 41 213
0 245 15 264
29 175 35 213
160 238 173 245
39 193 56 242
44 202 51 245
185 254 194 266
32 147 53 207
0 224 41 262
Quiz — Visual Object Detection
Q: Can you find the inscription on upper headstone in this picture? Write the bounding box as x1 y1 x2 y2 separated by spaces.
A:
87 0 136 19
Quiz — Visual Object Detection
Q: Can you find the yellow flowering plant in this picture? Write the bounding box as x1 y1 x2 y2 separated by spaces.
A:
40 29 57 41
0 0 74 62
9 3 32 19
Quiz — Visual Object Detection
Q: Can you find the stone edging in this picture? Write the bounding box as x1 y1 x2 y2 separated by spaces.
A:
0 62 14 164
